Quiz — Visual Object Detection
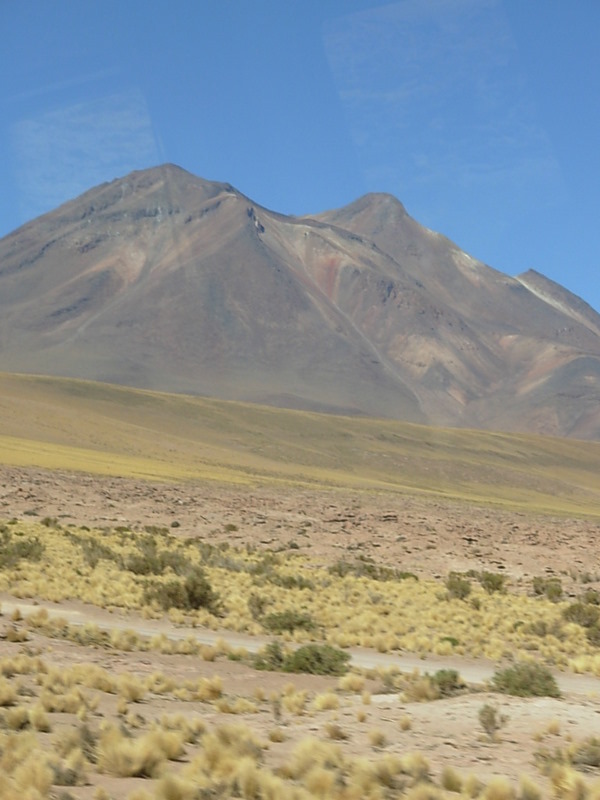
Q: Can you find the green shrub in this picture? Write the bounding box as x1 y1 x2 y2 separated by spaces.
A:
432 669 464 697
524 619 566 640
478 571 507 594
143 525 169 536
125 553 162 575
585 625 600 647
572 737 600 768
143 567 220 614
262 610 316 634
184 568 221 612
282 644 350 676
445 572 471 600
253 641 286 671
582 589 600 606
0 530 44 569
263 572 314 590
562 602 600 628
329 558 417 582
125 548 187 576
478 703 508 739
532 576 563 602
491 661 560 698
248 593 268 620
72 535 122 569
144 579 189 611
440 635 459 647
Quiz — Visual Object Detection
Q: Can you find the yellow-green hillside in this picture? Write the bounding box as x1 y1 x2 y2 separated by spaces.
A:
1 371 599 516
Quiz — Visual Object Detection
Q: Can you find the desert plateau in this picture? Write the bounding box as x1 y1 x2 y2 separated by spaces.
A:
1 373 600 800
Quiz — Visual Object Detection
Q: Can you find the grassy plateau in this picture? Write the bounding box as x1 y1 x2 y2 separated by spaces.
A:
1 371 600 515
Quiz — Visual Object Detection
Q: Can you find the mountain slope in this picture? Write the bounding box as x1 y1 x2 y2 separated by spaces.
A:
1 164 599 438
312 194 600 438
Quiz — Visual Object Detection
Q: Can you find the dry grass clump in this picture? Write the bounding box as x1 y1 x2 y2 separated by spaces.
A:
283 692 309 717
338 672 366 693
110 627 143 651
481 775 516 799
313 691 340 711
535 733 600 789
167 722 272 798
368 728 387 749
3 705 29 730
39 686 91 715
548 765 588 800
0 677 18 707
0 653 47 678
54 722 99 764
97 723 185 777
440 765 463 793
325 721 349 741
479 704 509 741
158 714 206 743
268 727 287 743
28 702 51 732
117 672 147 703
214 696 259 714
189 675 223 702
280 737 344 781
401 672 441 703
277 737 440 799
519 774 543 800
4 624 29 643
49 747 89 788
0 730 55 798
43 663 117 695
145 671 176 695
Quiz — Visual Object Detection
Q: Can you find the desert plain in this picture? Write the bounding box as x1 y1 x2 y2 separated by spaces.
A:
1 374 600 799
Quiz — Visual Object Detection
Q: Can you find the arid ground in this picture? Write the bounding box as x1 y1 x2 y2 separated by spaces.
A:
2 463 600 799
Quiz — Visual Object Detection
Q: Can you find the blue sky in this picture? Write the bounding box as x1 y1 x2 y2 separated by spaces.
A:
1 0 599 311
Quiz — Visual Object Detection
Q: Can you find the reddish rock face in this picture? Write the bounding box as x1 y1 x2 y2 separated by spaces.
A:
1 163 599 439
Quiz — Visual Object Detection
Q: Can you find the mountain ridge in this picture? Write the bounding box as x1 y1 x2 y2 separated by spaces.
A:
1 163 599 439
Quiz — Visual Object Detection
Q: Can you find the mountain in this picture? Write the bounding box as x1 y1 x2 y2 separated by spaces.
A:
1 163 599 439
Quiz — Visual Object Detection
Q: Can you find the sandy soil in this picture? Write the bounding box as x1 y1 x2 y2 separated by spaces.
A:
2 464 600 798
2 465 599 590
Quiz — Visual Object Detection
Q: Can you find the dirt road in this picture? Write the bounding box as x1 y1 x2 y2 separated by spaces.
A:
4 594 600 697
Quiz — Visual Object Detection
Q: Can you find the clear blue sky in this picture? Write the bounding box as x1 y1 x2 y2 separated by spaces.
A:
1 1 599 311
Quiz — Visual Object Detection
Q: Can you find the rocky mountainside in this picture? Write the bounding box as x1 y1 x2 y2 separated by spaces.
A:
1 163 599 439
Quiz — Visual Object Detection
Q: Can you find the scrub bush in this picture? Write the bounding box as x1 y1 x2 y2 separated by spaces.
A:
282 644 350 676
491 662 560 697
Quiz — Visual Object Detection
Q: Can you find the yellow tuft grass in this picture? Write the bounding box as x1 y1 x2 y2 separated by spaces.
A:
312 692 340 712
338 672 366 693
482 776 516 800
368 729 387 749
97 724 185 778
0 677 18 707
